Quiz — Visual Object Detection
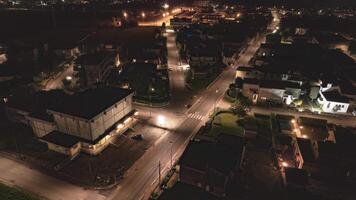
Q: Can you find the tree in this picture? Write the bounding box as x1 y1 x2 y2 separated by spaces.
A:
231 93 252 117
309 86 320 100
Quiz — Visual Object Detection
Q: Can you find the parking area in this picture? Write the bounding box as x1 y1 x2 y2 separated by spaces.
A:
59 119 165 187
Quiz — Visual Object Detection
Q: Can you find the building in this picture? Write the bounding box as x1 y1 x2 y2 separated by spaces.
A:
179 134 245 197
75 52 119 87
242 78 302 105
298 117 329 141
6 87 135 157
318 88 350 113
235 66 260 79
159 182 218 200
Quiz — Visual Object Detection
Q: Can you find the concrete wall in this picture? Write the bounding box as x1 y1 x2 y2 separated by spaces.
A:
28 118 56 138
90 95 132 140
52 114 92 140
45 142 81 157
51 94 133 141
321 100 349 113
318 92 349 113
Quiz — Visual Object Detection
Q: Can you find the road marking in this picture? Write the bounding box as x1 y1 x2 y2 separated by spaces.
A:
187 112 205 121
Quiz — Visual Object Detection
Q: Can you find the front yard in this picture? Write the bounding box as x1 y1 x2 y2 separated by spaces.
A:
205 112 245 138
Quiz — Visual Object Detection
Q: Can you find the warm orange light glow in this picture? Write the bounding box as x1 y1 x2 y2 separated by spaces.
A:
281 162 289 167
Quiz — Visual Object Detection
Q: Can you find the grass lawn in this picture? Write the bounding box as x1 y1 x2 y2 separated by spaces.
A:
186 72 220 91
206 112 244 138
0 183 39 200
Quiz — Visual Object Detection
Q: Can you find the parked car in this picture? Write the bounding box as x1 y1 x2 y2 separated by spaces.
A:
132 134 144 140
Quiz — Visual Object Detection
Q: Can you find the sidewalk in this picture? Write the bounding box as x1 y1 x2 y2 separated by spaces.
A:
0 155 106 200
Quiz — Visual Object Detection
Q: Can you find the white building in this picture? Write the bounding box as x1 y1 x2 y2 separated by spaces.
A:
318 88 350 113
242 78 302 105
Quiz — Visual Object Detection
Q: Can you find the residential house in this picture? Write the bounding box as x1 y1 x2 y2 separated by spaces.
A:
75 52 118 87
298 117 329 141
318 86 350 113
179 134 245 197
235 66 260 79
242 78 302 105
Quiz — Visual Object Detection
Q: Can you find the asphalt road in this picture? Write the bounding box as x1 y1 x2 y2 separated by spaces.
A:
108 25 266 200
44 63 74 91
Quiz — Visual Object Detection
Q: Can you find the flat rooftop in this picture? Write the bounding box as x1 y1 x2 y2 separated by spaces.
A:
48 87 133 119
41 131 79 148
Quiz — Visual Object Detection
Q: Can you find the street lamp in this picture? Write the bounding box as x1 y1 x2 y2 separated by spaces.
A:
65 76 72 81
214 88 219 112
281 161 289 168
163 3 169 9
123 12 128 18
157 115 166 127
169 141 173 168
149 87 155 116
141 12 145 18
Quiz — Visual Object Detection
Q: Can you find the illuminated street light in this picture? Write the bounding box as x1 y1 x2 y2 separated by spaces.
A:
123 12 128 18
141 12 145 18
157 115 166 127
281 162 289 167
65 76 72 81
291 119 296 123
299 126 304 129
163 3 169 9
302 134 308 139
236 13 241 18
163 13 166 17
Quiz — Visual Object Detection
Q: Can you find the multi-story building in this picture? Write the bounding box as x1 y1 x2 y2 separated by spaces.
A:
6 87 135 157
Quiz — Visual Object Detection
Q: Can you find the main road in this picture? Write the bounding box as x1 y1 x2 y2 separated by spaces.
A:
108 20 267 199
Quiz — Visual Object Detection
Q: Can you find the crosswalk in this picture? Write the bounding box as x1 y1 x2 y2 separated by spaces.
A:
187 112 205 121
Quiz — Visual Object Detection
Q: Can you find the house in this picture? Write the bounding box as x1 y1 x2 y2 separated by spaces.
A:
242 78 302 105
235 66 260 79
296 137 318 167
5 87 135 157
298 117 329 141
318 87 350 113
159 182 218 200
75 52 119 87
276 115 295 135
179 134 245 197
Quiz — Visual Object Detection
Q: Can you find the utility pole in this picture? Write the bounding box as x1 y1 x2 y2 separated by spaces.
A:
214 88 219 112
170 141 173 168
158 161 161 186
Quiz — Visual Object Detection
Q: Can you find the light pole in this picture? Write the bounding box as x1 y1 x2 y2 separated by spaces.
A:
169 141 173 168
158 161 161 186
149 87 155 117
214 88 219 112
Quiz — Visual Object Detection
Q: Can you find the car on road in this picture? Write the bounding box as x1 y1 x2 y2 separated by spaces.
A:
131 134 144 140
